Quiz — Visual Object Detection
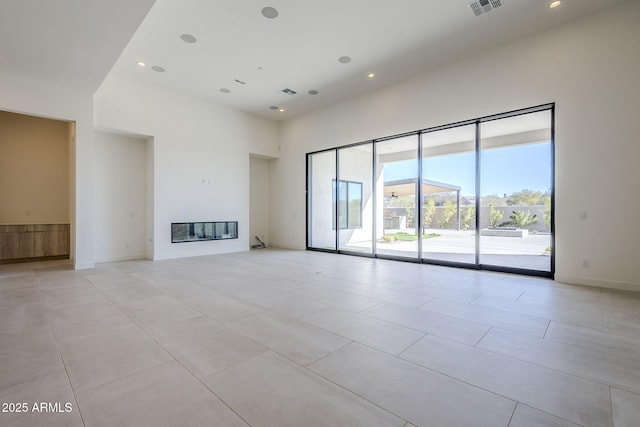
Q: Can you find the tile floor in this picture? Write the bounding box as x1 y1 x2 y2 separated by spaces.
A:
1 249 639 426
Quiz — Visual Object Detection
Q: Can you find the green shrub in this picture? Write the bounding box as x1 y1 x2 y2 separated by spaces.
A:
501 210 538 229
462 207 475 230
440 200 457 229
488 204 504 228
423 198 435 228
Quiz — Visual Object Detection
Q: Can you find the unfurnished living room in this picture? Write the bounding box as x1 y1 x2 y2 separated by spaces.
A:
1 1 639 426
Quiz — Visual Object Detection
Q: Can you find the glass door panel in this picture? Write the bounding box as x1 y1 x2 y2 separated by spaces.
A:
421 125 476 264
337 144 373 254
308 150 337 250
479 110 553 272
375 135 419 259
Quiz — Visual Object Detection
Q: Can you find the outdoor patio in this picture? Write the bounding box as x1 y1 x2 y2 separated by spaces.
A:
345 229 551 272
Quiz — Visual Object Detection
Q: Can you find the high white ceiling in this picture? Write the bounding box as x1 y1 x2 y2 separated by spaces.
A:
0 0 155 93
1 0 631 120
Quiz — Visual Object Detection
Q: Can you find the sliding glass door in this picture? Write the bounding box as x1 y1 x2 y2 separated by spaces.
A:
308 150 336 250
375 136 419 259
421 125 476 265
307 105 554 277
338 144 373 254
479 110 553 272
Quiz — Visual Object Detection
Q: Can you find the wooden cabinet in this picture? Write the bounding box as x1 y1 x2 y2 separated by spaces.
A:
0 224 70 262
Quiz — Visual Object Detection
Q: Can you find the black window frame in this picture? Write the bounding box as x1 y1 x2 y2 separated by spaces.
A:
332 179 363 230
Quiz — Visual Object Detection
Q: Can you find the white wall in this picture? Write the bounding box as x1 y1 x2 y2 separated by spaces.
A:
250 156 271 247
94 75 280 260
272 2 640 291
146 137 154 259
338 145 374 248
94 131 148 262
0 111 71 225
0 72 94 269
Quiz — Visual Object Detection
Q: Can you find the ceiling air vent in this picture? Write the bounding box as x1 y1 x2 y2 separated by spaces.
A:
282 88 297 95
469 0 503 16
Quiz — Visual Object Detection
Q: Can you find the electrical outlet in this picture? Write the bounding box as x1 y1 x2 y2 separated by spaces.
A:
582 259 590 269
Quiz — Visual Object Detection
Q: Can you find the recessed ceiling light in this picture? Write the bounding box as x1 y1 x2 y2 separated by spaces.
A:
269 106 279 110
261 6 278 19
279 108 285 112
137 61 146 67
549 1 562 8
151 66 165 73
180 34 197 43
308 90 319 95
367 73 375 79
220 88 231 94
338 56 352 64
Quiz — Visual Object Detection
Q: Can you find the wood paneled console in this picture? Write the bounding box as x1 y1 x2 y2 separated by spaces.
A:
0 224 70 262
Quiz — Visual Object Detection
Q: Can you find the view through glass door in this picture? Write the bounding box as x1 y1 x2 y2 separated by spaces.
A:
306 105 554 277
479 110 553 273
421 124 476 265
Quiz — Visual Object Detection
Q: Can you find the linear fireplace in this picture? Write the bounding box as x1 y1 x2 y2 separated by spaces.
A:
171 221 238 243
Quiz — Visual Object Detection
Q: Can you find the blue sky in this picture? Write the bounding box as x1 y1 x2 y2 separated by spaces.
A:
384 142 552 196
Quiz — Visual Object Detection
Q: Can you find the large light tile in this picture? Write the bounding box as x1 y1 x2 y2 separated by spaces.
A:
35 271 95 290
472 294 604 330
130 269 186 286
84 272 141 287
0 287 42 308
209 276 311 305
40 285 107 310
146 316 268 378
509 404 581 427
291 287 384 312
546 321 640 360
399 334 612 427
520 283 602 307
524 285 640 321
611 388 640 427
0 262 34 280
256 293 330 318
228 311 349 365
91 279 165 306
309 342 515 427
4 250 640 427
300 307 424 355
0 301 51 337
599 289 640 318
58 322 172 392
477 328 640 394
604 315 640 339
0 274 37 291
179 290 265 323
144 277 209 299
0 332 63 390
0 368 83 427
363 302 490 345
120 295 201 327
419 297 549 337
459 275 531 300
318 281 433 308
76 361 247 427
391 282 481 304
203 351 404 427
48 300 130 339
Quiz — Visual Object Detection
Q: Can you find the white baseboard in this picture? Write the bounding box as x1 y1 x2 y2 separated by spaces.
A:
93 254 150 264
267 243 305 250
555 275 640 293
